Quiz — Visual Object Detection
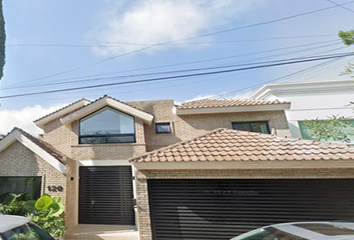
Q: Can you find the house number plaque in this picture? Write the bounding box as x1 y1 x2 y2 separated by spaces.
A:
47 186 64 192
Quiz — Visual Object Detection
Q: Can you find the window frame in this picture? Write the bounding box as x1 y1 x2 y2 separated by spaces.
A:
0 176 42 200
78 107 136 144
231 121 271 134
155 122 172 134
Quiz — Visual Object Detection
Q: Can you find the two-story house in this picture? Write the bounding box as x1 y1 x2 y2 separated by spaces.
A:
1 94 354 240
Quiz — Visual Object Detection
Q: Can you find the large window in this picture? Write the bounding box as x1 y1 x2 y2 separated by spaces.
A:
0 177 42 199
232 121 270 134
79 107 135 144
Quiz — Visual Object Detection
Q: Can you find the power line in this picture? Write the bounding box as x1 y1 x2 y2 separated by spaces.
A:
13 1 354 85
1 52 353 100
327 0 354 13
204 58 345 100
6 34 337 48
1 43 345 91
4 39 341 89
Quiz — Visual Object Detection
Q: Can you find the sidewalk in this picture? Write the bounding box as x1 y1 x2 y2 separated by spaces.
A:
65 224 139 240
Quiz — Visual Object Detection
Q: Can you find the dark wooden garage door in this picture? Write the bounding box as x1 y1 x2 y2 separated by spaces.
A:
148 179 354 240
79 166 135 225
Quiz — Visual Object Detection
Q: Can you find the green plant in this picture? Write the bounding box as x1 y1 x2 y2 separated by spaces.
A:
302 116 354 142
0 193 67 238
0 193 31 215
24 195 66 238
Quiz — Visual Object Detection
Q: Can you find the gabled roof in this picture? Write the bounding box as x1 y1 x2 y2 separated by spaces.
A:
34 98 91 128
0 128 67 173
60 95 154 125
176 99 290 115
130 128 354 169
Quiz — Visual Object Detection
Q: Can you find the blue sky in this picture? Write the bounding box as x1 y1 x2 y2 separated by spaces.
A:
0 0 354 135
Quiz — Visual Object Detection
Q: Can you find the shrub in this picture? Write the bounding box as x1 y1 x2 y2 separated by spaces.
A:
0 193 67 238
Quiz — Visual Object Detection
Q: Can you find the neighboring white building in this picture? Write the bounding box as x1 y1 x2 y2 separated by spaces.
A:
250 79 354 143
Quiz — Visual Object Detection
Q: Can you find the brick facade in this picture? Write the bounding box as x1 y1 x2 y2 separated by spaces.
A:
0 97 292 233
0 141 75 226
135 168 354 240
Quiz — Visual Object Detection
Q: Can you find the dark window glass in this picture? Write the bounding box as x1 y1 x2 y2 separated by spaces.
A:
295 223 354 236
232 227 309 240
156 123 171 134
79 107 135 144
232 121 270 134
0 177 42 199
1 222 54 240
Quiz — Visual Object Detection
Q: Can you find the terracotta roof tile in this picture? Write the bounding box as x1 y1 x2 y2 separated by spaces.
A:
130 128 354 163
9 128 67 164
177 99 289 110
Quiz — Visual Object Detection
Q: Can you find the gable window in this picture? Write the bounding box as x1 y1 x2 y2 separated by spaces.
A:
232 121 270 134
79 107 135 144
0 177 42 199
156 122 172 134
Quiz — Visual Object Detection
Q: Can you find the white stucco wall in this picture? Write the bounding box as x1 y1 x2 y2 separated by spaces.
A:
251 80 354 140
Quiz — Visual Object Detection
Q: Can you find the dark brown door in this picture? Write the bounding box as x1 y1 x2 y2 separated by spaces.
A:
79 166 135 225
148 179 354 240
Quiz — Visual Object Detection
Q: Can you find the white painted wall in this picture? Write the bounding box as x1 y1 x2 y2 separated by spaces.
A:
251 80 354 140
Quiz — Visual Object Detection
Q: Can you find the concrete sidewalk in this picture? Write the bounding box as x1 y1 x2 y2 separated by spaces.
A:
65 224 139 240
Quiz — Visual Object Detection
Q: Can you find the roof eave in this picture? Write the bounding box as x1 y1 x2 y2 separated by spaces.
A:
60 97 154 125
132 160 354 170
34 99 91 129
0 130 67 173
176 103 291 115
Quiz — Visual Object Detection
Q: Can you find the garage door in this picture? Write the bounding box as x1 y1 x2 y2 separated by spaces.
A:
148 179 354 240
79 166 135 225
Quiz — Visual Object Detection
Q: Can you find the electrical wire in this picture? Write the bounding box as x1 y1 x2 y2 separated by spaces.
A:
2 42 344 91
1 52 353 100
3 39 341 89
6 34 337 48
12 1 354 85
326 0 354 13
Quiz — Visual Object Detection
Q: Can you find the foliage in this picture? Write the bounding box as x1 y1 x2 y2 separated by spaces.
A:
338 30 354 76
302 116 354 143
0 193 32 215
0 193 67 238
0 0 5 80
339 30 354 46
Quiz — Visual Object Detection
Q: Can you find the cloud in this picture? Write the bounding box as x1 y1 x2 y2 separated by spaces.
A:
89 0 265 56
0 104 66 137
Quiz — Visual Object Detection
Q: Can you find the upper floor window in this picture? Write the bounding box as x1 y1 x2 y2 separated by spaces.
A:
79 107 135 144
155 122 172 134
232 121 270 134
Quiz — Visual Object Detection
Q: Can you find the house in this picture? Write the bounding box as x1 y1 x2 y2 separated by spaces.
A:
250 79 354 143
1 94 354 240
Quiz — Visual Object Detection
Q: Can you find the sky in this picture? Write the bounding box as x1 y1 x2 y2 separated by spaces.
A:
0 0 354 135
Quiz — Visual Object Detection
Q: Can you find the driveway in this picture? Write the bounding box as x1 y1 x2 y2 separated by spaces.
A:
65 224 139 240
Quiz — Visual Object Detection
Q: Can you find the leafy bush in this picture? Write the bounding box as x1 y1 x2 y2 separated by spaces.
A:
0 193 67 238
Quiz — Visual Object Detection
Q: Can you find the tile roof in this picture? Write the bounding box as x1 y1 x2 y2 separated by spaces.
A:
130 128 354 163
34 98 90 123
61 95 152 118
177 99 289 110
11 128 67 164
